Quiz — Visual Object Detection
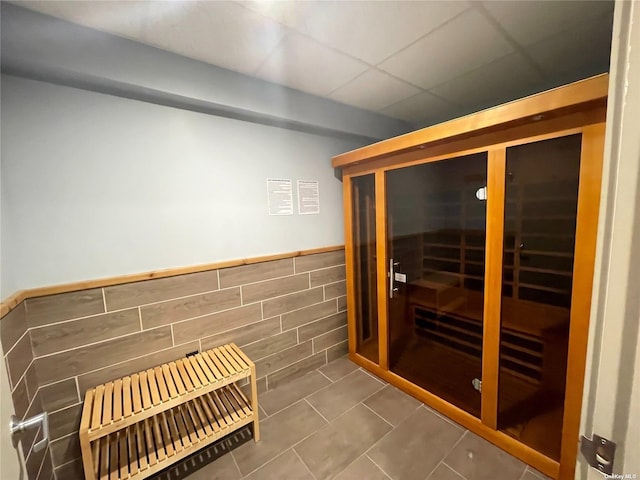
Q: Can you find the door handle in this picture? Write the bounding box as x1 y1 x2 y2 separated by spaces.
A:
10 412 49 452
389 259 400 298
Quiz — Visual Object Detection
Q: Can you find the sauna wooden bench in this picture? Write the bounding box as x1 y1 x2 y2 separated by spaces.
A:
79 343 259 480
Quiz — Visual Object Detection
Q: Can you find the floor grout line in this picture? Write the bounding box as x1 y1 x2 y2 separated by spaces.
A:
316 369 335 383
366 452 395 480
360 402 395 429
292 447 318 480
304 398 331 423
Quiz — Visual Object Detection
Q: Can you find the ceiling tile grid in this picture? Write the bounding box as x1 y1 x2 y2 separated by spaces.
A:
12 0 615 127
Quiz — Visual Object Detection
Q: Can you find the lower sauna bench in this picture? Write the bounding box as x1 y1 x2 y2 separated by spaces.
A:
78 343 259 480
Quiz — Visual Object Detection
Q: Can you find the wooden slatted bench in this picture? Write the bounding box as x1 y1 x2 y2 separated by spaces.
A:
79 343 259 480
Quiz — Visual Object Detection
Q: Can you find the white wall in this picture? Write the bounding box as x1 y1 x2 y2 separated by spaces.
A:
0 75 363 296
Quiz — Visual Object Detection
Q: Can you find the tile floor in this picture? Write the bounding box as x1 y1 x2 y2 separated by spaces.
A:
152 356 551 480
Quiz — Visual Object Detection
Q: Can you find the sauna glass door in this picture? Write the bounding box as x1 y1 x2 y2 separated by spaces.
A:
497 134 582 461
386 153 488 417
352 174 379 363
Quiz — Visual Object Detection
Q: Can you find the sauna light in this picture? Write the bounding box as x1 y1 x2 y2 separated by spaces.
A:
476 186 487 201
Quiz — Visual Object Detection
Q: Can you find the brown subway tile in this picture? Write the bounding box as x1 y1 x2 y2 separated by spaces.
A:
36 448 53 480
263 287 324 318
37 450 53 480
40 379 79 413
25 430 47 479
200 317 281 351
242 330 298 362
298 312 347 343
25 362 39 402
324 281 346 300
310 266 346 288
50 433 81 468
266 352 327 390
337 296 347 312
31 308 140 357
327 340 348 363
1 301 27 353
172 304 261 346
241 274 309 304
141 287 240 329
294 250 345 273
6 332 33 387
281 300 337 331
49 403 82 441
26 289 104 328
219 258 294 288
11 375 29 419
313 326 348 353
77 341 198 393
255 341 312 378
35 327 172 385
54 458 83 480
103 270 219 311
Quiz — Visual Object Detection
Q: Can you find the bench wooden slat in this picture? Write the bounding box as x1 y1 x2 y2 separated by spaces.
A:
195 395 220 434
184 400 207 442
118 430 128 479
168 362 186 396
219 346 243 373
182 358 202 389
122 377 132 418
200 351 223 380
175 360 194 392
113 380 123 422
189 355 210 385
99 436 109 480
126 425 139 477
158 411 174 457
109 433 118 480
227 346 249 371
194 354 216 384
155 366 170 403
208 350 230 377
212 349 234 376
162 364 178 399
135 421 147 472
139 371 152 410
152 415 166 462
191 395 214 437
131 374 142 414
92 386 105 431
147 369 161 406
143 418 157 466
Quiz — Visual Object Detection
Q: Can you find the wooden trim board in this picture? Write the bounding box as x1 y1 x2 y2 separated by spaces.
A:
0 245 345 318
333 74 608 168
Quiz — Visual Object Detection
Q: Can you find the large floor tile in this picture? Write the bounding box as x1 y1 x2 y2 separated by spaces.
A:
367 407 465 480
295 403 392 480
259 371 331 415
363 384 422 426
524 466 553 480
426 463 465 480
232 400 326 476
334 455 391 480
306 369 385 420
243 449 314 480
318 356 359 381
444 432 526 480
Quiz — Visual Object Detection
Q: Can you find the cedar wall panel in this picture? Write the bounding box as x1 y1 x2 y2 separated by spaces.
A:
0 249 347 479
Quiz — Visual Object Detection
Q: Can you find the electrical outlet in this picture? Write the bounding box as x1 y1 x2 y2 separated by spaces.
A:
186 351 198 357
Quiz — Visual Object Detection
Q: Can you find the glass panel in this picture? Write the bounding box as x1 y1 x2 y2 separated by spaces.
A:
387 153 488 417
498 134 581 460
352 174 379 363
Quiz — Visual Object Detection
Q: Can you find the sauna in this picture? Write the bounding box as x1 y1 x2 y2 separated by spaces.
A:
334 74 607 480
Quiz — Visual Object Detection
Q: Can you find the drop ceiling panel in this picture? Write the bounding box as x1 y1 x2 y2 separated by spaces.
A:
526 13 613 78
329 69 421 111
244 0 469 65
378 9 514 89
482 0 613 47
255 33 369 97
429 52 544 108
380 91 455 124
138 2 286 75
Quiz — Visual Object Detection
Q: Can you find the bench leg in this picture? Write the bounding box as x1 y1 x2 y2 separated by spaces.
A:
79 430 97 480
250 364 260 441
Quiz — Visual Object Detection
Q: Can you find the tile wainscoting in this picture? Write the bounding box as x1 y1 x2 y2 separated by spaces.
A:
1 248 347 480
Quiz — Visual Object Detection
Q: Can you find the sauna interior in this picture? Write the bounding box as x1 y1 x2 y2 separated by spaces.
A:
2 2 639 480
